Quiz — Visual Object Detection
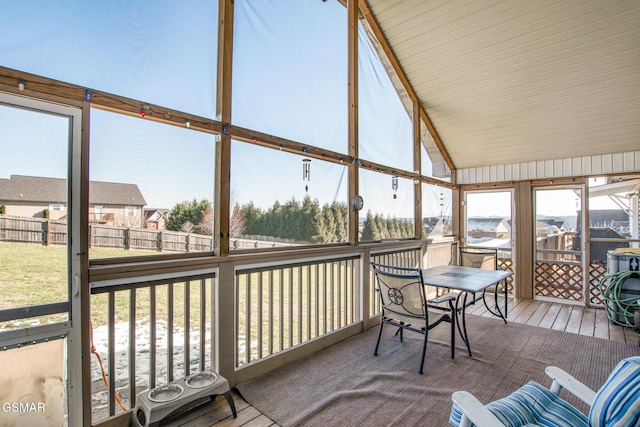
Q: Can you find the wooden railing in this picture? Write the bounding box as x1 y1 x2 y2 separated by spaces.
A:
87 240 456 422
89 272 216 420
235 255 361 367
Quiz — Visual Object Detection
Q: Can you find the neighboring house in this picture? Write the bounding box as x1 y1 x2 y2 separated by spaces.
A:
467 217 510 238
144 208 169 230
0 175 146 228
536 218 571 235
572 227 630 262
587 209 630 234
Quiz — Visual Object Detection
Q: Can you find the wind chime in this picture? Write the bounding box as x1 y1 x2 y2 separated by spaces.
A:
392 175 398 199
303 158 311 192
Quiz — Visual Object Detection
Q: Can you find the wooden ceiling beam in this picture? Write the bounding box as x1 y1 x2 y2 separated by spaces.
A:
0 66 220 135
0 65 455 190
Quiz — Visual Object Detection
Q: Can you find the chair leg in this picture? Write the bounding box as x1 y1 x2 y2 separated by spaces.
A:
419 330 428 375
503 281 508 319
374 319 384 356
450 304 456 359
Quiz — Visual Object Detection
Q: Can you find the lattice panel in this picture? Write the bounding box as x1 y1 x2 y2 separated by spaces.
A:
534 262 583 301
588 260 607 306
498 258 514 295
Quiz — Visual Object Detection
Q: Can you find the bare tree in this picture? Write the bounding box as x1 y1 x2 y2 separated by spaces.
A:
199 209 214 236
230 203 246 237
181 221 194 233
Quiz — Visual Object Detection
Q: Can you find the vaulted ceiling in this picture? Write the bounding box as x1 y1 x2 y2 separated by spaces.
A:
365 0 640 172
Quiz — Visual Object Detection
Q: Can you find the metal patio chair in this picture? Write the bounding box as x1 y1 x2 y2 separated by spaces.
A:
458 247 507 323
449 356 640 427
370 262 456 374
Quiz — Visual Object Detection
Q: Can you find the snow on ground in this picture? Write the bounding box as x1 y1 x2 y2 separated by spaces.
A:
90 320 214 420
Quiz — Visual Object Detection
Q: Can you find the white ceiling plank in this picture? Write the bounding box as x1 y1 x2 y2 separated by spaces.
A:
366 0 640 174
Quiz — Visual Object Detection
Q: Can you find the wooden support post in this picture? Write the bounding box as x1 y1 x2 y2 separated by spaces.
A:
348 0 359 246
515 181 533 299
413 101 422 240
215 0 234 256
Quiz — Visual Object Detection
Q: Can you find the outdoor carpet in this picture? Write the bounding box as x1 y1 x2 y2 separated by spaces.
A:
236 314 640 427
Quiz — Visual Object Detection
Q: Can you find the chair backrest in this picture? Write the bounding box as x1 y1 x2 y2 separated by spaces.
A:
459 247 498 270
370 262 426 319
589 356 640 426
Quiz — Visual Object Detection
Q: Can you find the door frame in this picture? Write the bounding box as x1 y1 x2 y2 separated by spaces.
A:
461 188 516 294
0 91 90 426
532 183 588 305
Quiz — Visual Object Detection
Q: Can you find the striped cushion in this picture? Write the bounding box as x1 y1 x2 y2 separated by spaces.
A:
449 381 588 427
589 356 640 427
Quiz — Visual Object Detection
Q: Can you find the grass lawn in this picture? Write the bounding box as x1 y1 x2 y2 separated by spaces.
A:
0 243 163 328
1 243 354 362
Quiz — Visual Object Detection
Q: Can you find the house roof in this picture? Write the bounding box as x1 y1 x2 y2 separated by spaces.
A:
0 175 146 206
537 219 569 230
467 217 507 227
144 208 169 222
365 0 640 172
589 209 630 224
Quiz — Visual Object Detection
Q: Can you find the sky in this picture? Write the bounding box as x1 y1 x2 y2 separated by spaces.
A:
2 0 619 222
0 0 435 220
465 186 622 220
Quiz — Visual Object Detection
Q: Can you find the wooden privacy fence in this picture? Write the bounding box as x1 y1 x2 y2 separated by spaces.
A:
0 215 66 245
0 215 213 252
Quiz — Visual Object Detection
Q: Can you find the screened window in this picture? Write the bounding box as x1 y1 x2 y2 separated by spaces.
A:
89 109 215 258
423 184 452 239
230 141 348 249
588 175 640 262
359 169 414 242
1 1 218 118
358 24 413 172
0 101 70 326
232 0 347 153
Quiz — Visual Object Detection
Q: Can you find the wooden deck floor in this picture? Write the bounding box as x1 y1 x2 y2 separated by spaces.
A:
466 297 639 345
177 299 638 427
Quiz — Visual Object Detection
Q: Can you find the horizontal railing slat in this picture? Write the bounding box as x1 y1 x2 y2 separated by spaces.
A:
0 301 69 322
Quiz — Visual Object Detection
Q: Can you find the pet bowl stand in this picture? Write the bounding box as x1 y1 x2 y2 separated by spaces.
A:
132 371 237 427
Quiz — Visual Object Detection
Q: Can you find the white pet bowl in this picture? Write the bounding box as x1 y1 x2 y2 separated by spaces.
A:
148 384 184 403
185 371 218 389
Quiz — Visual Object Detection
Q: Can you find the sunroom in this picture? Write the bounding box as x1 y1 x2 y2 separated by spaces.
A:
1 1 640 426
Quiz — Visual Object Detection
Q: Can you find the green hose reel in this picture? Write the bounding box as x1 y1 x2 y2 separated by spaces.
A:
599 270 640 327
